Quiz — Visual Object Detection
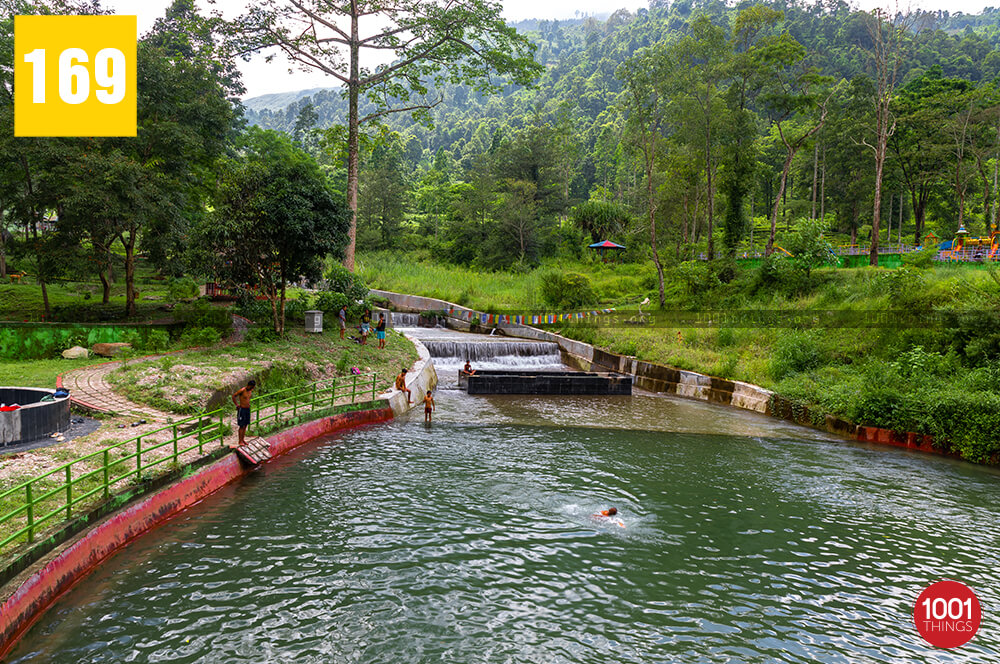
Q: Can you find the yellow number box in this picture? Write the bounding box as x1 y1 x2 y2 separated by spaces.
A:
14 15 137 137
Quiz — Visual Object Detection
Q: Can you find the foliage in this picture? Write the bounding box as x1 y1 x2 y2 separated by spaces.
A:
202 128 351 335
167 277 200 302
174 299 233 334
178 326 222 348
538 270 597 309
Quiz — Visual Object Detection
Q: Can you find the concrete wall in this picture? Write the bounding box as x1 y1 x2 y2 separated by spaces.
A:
0 406 394 660
380 332 438 417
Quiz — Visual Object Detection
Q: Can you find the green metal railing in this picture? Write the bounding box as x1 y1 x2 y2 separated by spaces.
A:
0 374 379 554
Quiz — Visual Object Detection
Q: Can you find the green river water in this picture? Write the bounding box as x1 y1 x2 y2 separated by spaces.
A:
7 350 1000 663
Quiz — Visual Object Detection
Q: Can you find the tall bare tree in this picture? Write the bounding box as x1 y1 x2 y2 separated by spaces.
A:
232 0 541 271
861 8 912 266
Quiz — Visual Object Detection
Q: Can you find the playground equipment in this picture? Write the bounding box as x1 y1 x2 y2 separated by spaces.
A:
937 224 999 262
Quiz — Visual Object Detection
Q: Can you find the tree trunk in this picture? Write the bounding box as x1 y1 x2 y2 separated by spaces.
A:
344 1 360 272
766 149 797 256
279 280 287 336
870 140 885 266
40 278 50 320
121 233 137 317
811 141 819 220
0 228 5 279
820 145 826 223
705 121 715 260
99 267 111 304
646 143 665 307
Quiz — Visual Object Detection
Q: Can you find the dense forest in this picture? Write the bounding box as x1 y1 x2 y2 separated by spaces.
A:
247 1 1000 275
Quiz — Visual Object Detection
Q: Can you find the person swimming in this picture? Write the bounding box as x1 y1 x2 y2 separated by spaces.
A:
593 507 625 528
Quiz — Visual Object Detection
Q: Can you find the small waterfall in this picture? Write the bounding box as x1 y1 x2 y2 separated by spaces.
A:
391 312 423 327
424 340 562 369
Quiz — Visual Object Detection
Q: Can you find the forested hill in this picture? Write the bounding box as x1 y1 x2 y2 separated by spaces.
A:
244 1 1000 155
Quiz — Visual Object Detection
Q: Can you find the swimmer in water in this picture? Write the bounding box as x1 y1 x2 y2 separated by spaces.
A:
593 507 625 528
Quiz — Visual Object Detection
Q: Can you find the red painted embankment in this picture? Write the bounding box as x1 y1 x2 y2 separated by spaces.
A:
0 406 393 660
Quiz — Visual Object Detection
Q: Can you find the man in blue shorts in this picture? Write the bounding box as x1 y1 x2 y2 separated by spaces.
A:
232 380 256 446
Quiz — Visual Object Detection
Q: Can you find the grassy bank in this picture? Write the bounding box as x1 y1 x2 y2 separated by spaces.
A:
106 328 417 415
363 251 1000 464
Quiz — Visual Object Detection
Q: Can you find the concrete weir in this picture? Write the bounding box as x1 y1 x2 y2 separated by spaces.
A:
459 370 632 396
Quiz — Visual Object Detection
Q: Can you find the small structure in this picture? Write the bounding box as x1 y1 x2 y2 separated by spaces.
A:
588 240 626 262
0 387 70 447
305 310 324 333
235 437 272 466
459 370 632 396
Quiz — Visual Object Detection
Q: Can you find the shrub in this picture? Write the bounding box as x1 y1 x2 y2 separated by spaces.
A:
244 325 279 344
335 351 350 374
677 260 721 298
752 254 812 298
167 277 200 302
538 270 596 309
175 299 232 334
769 331 826 381
717 328 735 347
178 326 222 348
144 329 170 352
901 245 937 269
324 263 370 302
235 292 272 323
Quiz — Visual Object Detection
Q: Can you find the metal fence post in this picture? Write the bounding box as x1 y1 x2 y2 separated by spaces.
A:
371 374 377 401
198 416 204 454
330 379 336 407
26 482 34 543
103 450 110 498
352 374 357 402
65 466 72 519
136 437 142 481
173 424 179 461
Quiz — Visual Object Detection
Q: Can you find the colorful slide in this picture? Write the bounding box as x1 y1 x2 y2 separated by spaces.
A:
990 235 1000 261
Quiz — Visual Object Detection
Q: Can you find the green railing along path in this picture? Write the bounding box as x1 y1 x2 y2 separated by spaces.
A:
0 374 379 556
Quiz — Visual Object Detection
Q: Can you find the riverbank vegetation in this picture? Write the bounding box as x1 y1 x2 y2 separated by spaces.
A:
363 250 1000 464
106 328 417 416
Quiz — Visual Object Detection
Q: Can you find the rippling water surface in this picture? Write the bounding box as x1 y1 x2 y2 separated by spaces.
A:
10 407 1000 663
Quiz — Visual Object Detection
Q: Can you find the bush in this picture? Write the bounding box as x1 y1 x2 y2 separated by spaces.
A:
538 270 596 309
175 299 232 335
751 254 812 298
167 277 200 302
335 351 350 374
901 245 937 269
283 298 309 324
769 331 826 381
244 325 279 344
677 260 721 298
235 292 272 323
178 326 222 348
324 263 370 302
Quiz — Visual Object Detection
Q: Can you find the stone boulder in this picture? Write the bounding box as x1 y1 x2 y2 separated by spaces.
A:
62 346 89 359
91 342 133 357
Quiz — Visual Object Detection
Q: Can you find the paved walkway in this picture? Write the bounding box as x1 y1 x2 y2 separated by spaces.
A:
58 357 174 421
57 314 254 423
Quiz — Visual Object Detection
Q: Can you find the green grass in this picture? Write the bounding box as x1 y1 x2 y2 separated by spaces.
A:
358 250 659 311
107 327 419 415
0 357 112 388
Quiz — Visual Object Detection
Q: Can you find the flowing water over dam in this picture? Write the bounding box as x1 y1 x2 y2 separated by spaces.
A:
9 325 1000 663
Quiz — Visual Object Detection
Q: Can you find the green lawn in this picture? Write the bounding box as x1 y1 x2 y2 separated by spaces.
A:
107 328 419 415
0 357 112 388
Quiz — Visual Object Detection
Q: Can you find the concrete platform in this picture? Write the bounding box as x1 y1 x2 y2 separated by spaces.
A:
459 370 632 396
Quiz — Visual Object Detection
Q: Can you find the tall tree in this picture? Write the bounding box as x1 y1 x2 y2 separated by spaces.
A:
618 44 670 306
206 129 351 335
232 0 543 271
668 14 730 261
860 8 911 266
759 33 831 256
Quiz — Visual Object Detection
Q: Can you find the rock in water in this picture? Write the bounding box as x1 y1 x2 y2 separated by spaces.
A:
91 342 133 357
62 346 89 359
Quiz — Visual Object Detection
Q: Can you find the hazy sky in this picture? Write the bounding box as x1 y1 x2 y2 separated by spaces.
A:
103 0 997 99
